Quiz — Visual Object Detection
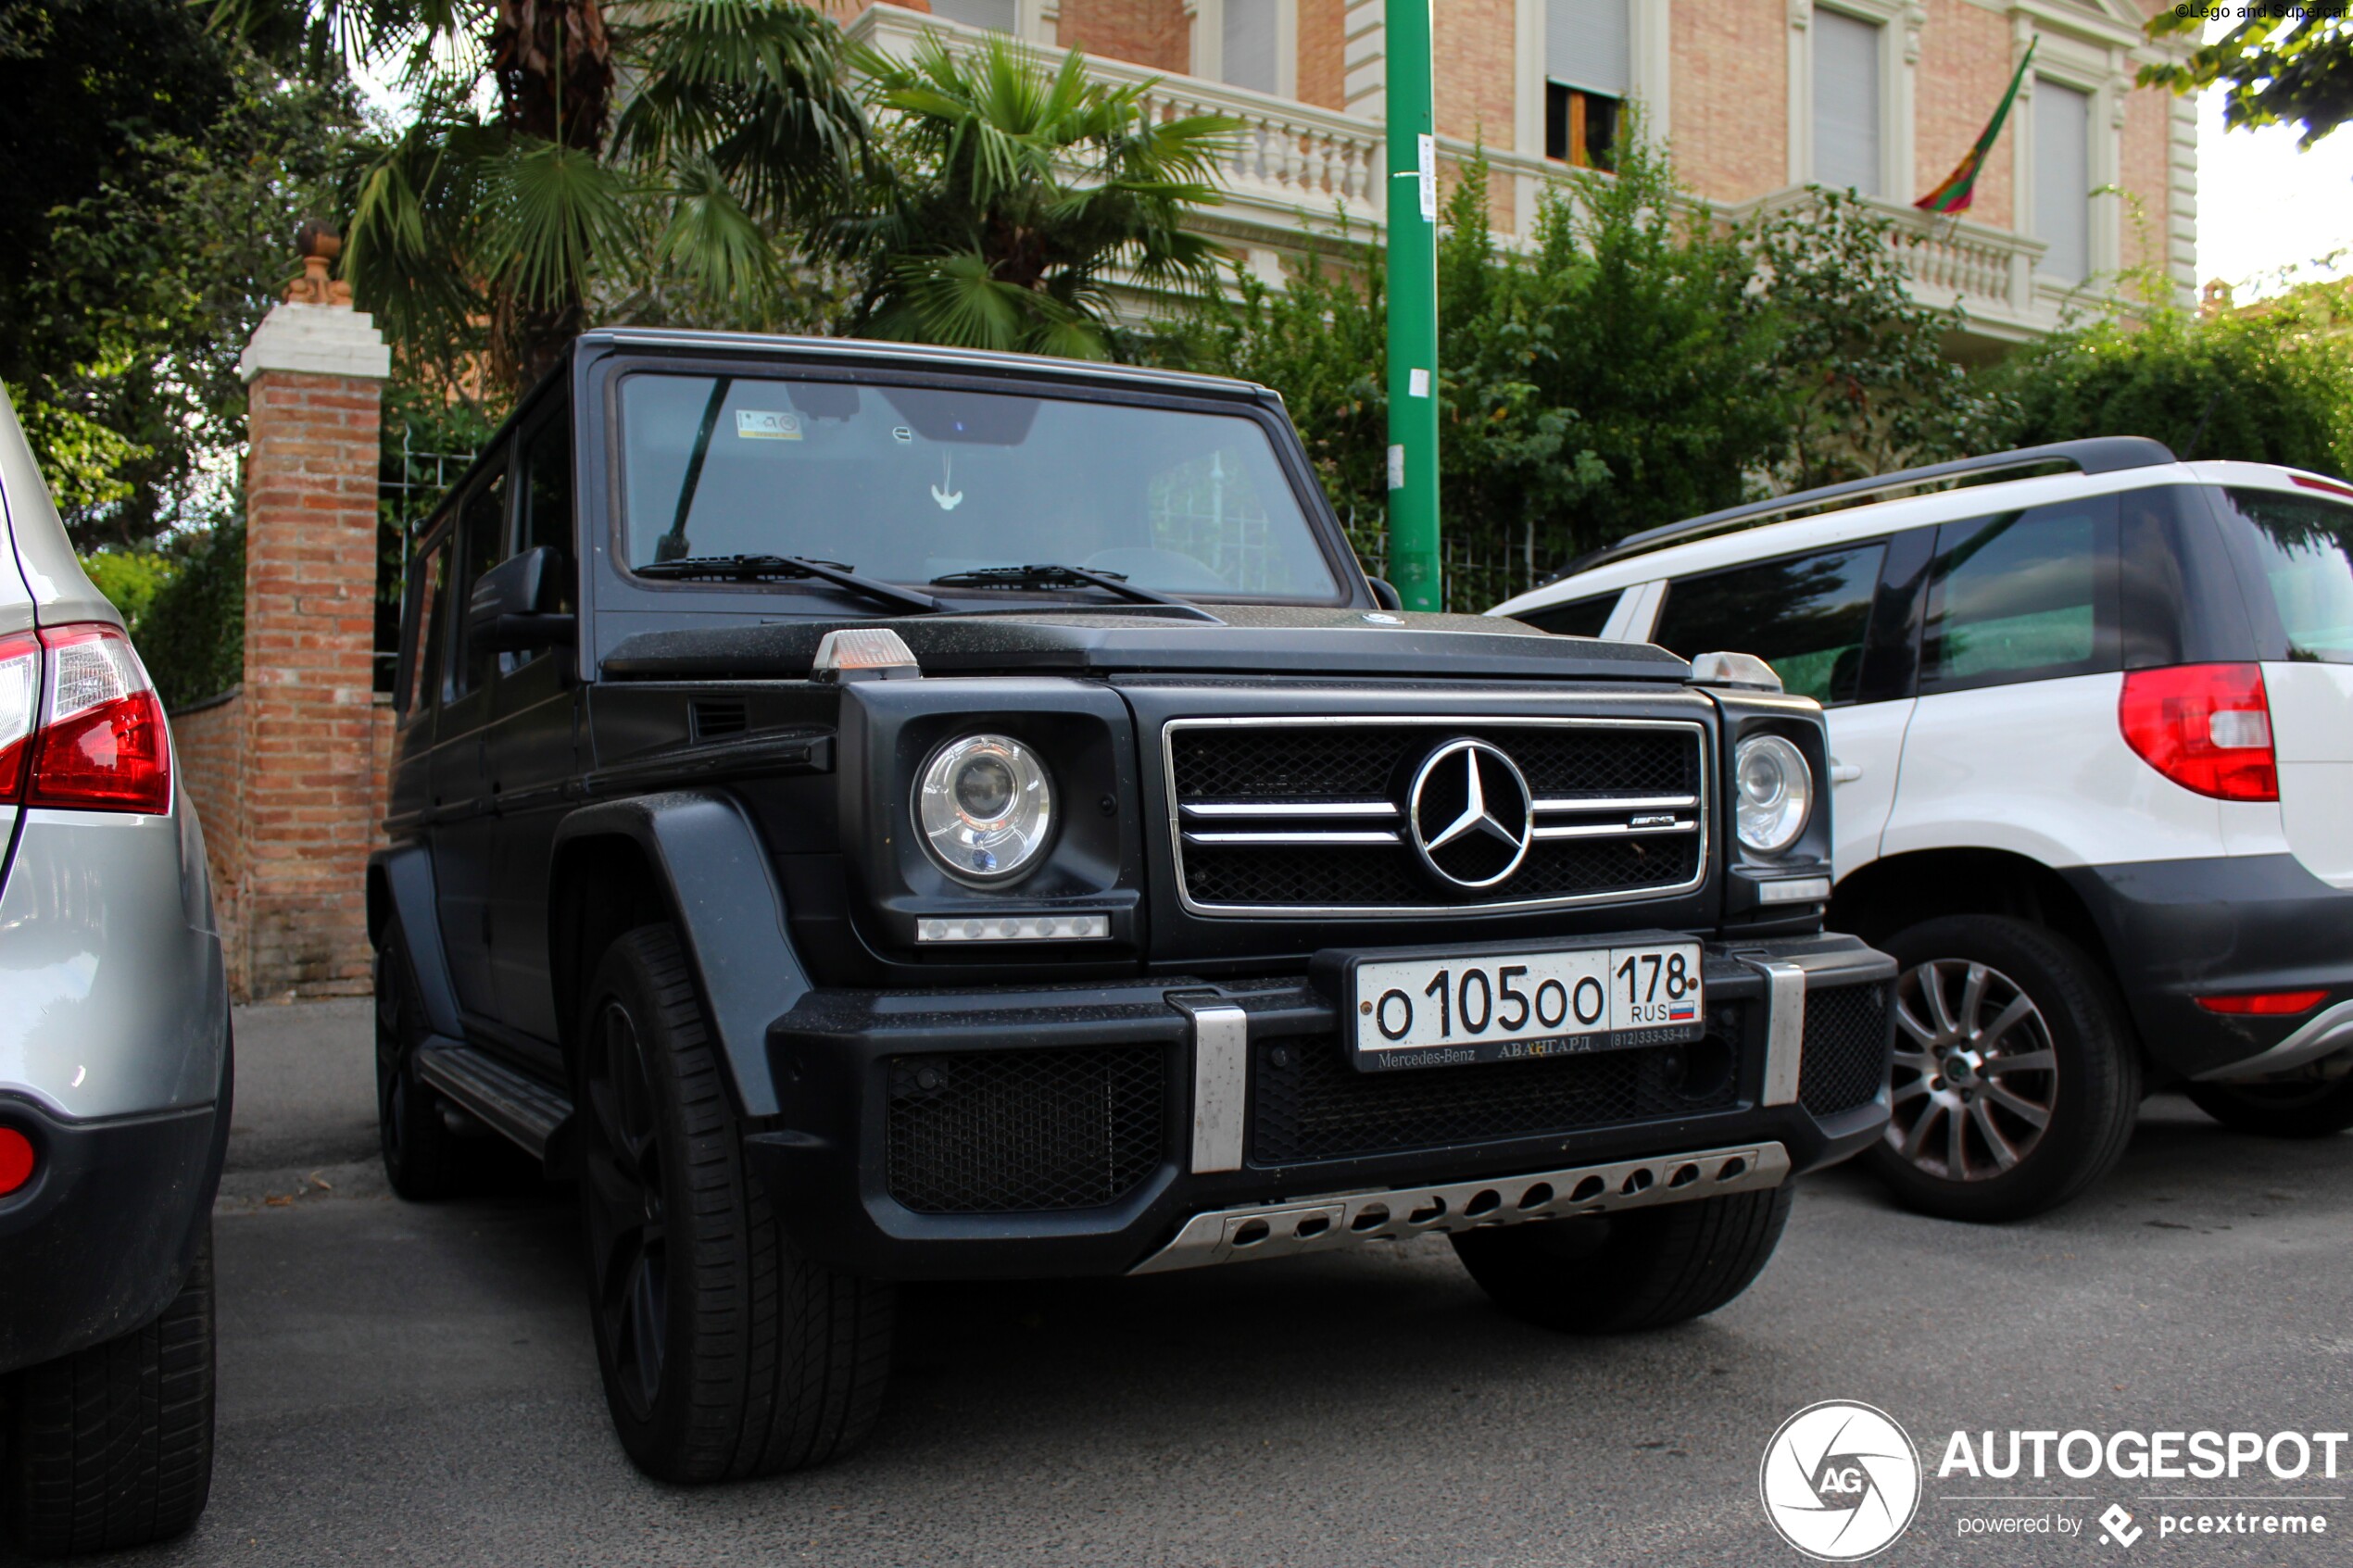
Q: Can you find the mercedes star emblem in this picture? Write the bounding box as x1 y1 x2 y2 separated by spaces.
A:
1407 738 1534 889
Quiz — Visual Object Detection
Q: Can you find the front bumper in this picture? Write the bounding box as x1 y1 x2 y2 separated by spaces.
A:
749 932 1894 1281
2062 855 2353 1081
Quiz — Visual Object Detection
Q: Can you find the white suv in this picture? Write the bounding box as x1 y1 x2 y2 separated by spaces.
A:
1495 438 2353 1221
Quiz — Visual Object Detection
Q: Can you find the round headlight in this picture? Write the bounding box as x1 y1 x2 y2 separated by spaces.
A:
1733 734 1813 855
916 734 1054 883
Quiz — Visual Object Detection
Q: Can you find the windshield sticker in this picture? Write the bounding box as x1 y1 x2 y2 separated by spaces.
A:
931 453 964 512
892 426 913 444
736 409 803 441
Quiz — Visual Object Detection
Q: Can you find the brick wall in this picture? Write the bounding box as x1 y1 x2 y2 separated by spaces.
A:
171 689 246 990
1431 0 1516 149
234 345 386 998
1059 0 1189 73
1912 0 2016 228
1672 0 1790 204
2120 82 2172 278
1297 0 1346 109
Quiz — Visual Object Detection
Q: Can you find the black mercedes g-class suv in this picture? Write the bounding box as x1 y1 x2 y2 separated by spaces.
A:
371 328 1895 1484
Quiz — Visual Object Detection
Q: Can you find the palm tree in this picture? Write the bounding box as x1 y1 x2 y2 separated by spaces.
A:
217 0 866 391
837 32 1239 359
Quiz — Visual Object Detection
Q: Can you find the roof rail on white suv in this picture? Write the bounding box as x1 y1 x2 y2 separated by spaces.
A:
1495 443 2353 1223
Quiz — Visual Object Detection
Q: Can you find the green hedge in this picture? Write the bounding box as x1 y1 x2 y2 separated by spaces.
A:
135 520 243 711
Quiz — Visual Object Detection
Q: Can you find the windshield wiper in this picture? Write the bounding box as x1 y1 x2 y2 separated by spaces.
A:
635 554 940 615
928 564 1217 621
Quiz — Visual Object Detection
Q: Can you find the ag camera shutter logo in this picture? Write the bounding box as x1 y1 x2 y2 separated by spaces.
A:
1759 1400 1922 1561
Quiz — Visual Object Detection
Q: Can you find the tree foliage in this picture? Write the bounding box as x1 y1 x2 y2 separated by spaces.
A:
836 34 1239 358
0 0 360 549
1176 136 1979 600
2145 6 2353 149
218 0 869 391
1982 301 2353 476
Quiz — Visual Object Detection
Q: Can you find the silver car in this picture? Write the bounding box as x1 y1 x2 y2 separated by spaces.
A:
0 386 230 1555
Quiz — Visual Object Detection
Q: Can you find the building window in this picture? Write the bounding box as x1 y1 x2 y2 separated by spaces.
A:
929 0 1018 31
1544 0 1628 169
1221 0 1277 94
2035 78 2093 284
1811 8 1882 196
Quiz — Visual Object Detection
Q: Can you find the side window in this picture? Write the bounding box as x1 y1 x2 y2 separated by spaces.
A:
1653 544 1885 706
1516 592 1620 638
509 418 576 672
449 459 511 699
1920 497 2118 692
406 536 451 718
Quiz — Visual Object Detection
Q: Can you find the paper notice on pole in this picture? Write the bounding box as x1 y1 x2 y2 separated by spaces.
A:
1408 368 1430 398
1388 444 1406 491
1417 133 1438 222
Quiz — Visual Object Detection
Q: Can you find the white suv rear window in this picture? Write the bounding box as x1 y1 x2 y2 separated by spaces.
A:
2225 488 2353 664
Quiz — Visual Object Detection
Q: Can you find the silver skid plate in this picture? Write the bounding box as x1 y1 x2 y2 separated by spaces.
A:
1128 1142 1791 1274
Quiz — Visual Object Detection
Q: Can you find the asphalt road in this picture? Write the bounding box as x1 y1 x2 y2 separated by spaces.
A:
86 1001 2353 1567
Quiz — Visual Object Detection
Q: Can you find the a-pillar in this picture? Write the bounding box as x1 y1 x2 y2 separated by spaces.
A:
231 231 391 997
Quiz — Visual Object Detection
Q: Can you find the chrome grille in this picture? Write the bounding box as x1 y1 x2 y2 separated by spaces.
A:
1165 717 1708 915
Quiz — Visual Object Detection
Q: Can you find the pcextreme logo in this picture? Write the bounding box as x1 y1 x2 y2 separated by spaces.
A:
1759 1400 1924 1562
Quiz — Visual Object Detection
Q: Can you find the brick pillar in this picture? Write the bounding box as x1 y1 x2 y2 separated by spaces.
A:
232 235 392 998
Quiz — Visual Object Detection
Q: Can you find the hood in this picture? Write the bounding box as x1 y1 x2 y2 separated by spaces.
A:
598 605 1690 684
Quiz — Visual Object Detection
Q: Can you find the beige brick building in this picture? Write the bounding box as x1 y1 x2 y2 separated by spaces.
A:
846 0 2197 349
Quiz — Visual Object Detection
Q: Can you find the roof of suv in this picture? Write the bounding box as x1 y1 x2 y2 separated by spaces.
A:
1491 442 2353 618
579 328 1276 403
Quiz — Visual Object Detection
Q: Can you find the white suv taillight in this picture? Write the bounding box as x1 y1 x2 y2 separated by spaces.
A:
2117 662 2278 803
0 622 171 814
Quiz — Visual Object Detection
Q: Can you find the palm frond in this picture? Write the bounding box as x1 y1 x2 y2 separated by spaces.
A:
652 156 778 301
477 138 635 311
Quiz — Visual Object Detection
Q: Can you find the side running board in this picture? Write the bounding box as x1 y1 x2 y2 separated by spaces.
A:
414 1043 573 1160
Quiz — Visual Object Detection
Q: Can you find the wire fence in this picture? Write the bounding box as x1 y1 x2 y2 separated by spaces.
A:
375 428 476 695
1343 522 1548 614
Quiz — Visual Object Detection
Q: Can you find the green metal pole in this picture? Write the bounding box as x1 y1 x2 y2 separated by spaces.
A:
1382 0 1441 611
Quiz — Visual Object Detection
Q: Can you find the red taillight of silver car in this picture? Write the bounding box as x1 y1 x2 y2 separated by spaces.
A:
0 622 171 814
2117 661 2279 804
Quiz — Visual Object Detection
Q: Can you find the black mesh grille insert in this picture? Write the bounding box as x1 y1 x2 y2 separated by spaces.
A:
1172 723 1699 803
1249 1033 1737 1165
1170 722 1704 909
1798 984 1893 1117
885 1047 1165 1214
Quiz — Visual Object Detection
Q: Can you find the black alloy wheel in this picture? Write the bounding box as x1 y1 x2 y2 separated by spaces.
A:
573 924 894 1483
374 938 469 1200
579 993 671 1424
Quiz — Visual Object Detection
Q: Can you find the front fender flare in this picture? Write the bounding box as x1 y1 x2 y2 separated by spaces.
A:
550 790 810 1119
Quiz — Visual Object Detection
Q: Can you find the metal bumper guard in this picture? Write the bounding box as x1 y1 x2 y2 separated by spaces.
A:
1136 937 1882 1276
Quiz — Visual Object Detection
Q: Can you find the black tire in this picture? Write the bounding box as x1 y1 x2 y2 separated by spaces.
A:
374 936 472 1201
2185 1076 2353 1138
1865 915 2140 1223
2 1225 216 1557
575 924 894 1484
1451 1185 1794 1334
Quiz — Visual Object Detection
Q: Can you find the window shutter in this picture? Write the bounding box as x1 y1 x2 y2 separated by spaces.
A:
1811 9 1882 197
1545 0 1630 99
1223 0 1278 94
2034 80 2093 283
930 0 1019 31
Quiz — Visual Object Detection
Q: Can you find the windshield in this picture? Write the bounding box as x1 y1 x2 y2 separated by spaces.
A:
2224 487 2353 663
617 371 1343 603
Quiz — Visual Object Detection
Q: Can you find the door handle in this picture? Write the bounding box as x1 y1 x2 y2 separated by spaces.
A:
1831 758 1864 784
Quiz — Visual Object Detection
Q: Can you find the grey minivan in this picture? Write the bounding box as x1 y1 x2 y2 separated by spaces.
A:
0 387 230 1555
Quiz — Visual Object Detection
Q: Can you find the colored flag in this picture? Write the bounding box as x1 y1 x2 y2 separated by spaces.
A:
1914 38 2037 215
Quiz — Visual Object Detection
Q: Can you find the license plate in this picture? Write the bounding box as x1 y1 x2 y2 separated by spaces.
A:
1345 941 1705 1072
